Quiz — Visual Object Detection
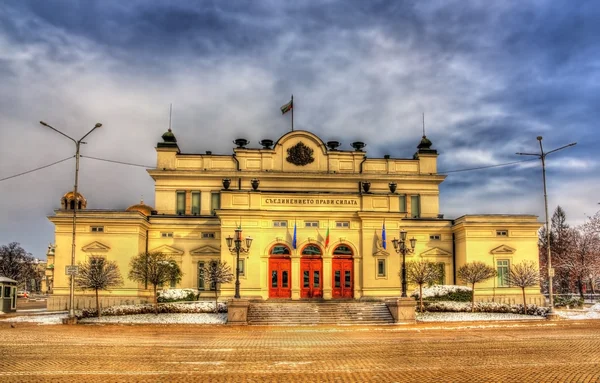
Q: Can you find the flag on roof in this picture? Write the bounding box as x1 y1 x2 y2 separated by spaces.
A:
280 99 293 114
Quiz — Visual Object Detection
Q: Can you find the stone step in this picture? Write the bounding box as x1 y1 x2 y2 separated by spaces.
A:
247 301 394 325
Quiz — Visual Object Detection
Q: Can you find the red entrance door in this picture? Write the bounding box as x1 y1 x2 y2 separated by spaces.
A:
300 258 323 298
269 258 291 298
332 258 353 298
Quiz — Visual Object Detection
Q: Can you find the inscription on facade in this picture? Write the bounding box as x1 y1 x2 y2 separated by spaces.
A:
264 198 358 206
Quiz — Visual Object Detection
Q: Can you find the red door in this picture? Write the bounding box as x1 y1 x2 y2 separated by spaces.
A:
332 258 353 298
269 258 291 298
300 258 323 298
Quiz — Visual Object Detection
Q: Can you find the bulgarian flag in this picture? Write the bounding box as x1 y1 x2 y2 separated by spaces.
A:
280 98 293 114
324 226 330 248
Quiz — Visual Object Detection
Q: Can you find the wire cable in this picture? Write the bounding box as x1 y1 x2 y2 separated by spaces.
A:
0 156 74 182
439 158 538 174
81 155 154 168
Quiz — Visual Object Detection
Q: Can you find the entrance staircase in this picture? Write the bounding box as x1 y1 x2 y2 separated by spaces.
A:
247 301 394 325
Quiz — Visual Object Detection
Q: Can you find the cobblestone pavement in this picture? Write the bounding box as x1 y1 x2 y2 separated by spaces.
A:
1 320 599 382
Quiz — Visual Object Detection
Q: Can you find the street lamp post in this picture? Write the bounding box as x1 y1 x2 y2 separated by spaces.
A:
225 228 252 299
391 230 417 297
40 121 102 320
517 136 576 314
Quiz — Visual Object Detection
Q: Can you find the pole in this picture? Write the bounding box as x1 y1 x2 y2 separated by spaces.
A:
401 248 407 297
69 142 81 318
516 137 576 316
291 94 294 132
234 243 240 299
539 139 554 313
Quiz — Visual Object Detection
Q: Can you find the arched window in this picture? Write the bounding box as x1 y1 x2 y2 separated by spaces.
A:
333 245 353 256
270 244 291 255
301 244 322 256
70 200 75 210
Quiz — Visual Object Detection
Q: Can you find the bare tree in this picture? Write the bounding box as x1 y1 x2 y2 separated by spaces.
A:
506 261 540 313
561 221 600 298
75 256 123 318
457 261 497 312
128 252 183 314
203 260 234 313
0 242 36 289
407 260 441 313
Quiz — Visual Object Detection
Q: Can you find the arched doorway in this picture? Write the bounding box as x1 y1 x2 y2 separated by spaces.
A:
268 244 291 298
332 244 353 298
300 244 323 299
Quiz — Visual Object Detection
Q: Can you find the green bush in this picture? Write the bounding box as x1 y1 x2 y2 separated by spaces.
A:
553 296 584 308
424 290 472 302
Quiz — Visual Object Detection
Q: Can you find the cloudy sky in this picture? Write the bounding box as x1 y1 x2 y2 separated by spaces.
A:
1 1 598 259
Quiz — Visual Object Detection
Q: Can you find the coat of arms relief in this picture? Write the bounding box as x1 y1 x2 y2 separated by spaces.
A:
286 142 314 166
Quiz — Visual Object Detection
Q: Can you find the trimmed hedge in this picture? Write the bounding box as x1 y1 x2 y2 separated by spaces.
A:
554 296 584 308
411 285 473 302
77 301 227 319
424 301 549 316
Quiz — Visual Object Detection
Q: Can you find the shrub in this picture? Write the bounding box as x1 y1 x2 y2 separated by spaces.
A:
423 301 549 316
77 301 227 319
157 288 198 303
553 296 584 308
411 285 473 302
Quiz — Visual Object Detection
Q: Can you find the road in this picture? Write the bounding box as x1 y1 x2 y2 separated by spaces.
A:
0 320 599 382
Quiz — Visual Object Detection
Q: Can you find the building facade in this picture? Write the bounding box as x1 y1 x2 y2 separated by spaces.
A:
47 129 544 310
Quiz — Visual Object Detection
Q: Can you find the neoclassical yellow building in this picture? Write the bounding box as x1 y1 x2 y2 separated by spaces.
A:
47 129 544 310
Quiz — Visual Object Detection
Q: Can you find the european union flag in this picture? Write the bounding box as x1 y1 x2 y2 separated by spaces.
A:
292 220 297 249
382 221 386 250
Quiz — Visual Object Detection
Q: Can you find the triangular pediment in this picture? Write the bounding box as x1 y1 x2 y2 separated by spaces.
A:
490 245 516 255
373 248 390 257
190 245 221 255
419 247 452 257
81 241 110 253
150 245 184 256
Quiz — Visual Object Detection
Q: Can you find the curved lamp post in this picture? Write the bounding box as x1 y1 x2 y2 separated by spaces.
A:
226 228 252 299
391 230 416 297
517 136 576 314
40 121 102 320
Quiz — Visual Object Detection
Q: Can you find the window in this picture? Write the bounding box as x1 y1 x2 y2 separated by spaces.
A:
191 191 200 215
336 221 350 228
273 221 287 227
161 232 173 238
271 245 291 255
198 261 216 291
377 259 386 277
333 245 353 256
237 259 245 277
497 260 510 287
411 195 420 218
301 245 322 256
202 232 215 239
496 230 508 237
91 226 104 233
399 195 407 213
435 263 445 285
305 221 319 228
429 234 441 240
210 192 220 215
176 191 186 215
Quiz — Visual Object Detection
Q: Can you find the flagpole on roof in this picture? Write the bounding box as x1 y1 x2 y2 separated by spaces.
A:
291 94 294 132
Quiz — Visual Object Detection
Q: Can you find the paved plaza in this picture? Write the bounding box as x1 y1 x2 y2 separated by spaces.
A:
1 320 599 382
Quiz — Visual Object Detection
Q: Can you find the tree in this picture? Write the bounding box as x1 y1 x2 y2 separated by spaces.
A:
506 261 540 313
539 206 575 294
562 220 600 298
75 256 123 318
0 242 36 288
202 260 234 313
128 252 183 314
457 261 497 312
407 260 441 313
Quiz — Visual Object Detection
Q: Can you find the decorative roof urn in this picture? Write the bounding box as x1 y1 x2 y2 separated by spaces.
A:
388 182 397 193
362 181 371 193
222 178 231 190
251 178 260 191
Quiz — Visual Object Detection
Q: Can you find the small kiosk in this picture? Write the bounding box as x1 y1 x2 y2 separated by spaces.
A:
0 277 18 314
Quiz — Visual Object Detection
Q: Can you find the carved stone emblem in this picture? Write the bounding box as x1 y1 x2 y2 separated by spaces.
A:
286 142 314 166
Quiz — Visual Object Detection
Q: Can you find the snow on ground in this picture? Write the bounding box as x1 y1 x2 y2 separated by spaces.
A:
417 312 544 322
556 303 600 320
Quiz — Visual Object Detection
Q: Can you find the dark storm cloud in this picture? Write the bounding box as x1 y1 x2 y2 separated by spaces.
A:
1 0 599 258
